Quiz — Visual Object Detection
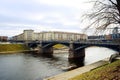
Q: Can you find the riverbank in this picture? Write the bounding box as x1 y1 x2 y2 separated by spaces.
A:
70 59 120 80
0 44 31 54
44 60 108 80
0 50 38 54
44 59 120 80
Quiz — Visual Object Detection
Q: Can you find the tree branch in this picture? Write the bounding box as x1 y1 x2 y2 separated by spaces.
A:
109 0 117 6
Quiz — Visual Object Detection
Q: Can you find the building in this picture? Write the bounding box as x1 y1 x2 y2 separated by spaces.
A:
12 30 87 41
88 35 105 40
0 36 8 42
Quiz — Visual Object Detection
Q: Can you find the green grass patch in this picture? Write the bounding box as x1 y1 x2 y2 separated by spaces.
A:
70 60 120 80
0 44 30 52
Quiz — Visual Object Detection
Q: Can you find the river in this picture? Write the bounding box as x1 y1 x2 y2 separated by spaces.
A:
0 47 117 80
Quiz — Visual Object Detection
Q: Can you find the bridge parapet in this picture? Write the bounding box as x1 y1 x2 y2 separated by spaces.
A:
28 40 120 51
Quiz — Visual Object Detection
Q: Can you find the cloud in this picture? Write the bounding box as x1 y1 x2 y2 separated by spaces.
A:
35 0 92 10
0 0 93 37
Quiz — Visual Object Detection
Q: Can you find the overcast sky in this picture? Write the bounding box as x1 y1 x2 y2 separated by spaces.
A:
0 0 93 37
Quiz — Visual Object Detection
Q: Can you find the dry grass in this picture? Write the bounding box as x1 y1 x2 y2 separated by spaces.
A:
53 44 67 49
0 44 30 52
70 60 120 80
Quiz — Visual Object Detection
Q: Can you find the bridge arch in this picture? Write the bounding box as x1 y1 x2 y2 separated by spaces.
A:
75 44 120 53
41 42 70 49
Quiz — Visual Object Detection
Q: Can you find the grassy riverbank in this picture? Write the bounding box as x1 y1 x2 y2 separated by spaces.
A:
53 44 67 49
0 44 30 53
70 59 120 80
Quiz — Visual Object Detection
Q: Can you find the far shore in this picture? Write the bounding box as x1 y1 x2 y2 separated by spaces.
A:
0 50 37 54
54 48 69 54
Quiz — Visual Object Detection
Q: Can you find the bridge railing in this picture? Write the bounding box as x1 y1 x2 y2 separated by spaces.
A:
76 40 120 45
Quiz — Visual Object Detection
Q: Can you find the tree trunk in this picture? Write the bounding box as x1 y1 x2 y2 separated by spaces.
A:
116 0 120 15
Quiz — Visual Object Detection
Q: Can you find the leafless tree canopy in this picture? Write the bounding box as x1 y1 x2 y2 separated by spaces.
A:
83 0 120 34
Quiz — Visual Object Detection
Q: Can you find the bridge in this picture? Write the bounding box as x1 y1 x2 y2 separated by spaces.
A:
27 40 120 66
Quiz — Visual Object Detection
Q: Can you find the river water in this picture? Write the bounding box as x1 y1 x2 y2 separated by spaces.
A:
0 47 117 80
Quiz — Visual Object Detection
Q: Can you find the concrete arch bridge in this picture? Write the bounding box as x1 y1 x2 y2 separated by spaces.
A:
28 40 120 66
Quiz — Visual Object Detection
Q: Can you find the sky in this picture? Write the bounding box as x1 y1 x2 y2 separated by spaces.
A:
0 0 93 37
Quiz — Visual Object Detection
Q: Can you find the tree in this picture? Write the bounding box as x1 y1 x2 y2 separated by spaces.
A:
83 0 120 34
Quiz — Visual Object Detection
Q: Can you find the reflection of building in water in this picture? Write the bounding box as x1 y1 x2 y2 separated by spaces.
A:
12 30 87 41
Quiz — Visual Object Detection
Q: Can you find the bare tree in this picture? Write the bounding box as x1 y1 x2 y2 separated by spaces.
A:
83 0 120 34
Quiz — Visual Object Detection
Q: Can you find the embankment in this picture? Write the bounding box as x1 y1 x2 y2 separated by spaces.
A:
0 44 32 54
70 59 120 80
44 59 120 80
44 60 108 80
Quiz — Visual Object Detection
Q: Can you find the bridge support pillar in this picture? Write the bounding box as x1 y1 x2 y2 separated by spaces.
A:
68 41 85 67
38 47 53 57
68 49 85 67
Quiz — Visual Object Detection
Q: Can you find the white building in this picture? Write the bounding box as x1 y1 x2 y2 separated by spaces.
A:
12 30 87 41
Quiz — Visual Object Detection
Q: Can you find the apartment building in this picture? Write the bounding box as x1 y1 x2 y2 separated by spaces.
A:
12 30 87 41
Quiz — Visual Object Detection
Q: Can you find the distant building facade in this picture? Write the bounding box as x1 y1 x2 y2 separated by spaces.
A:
12 30 87 41
88 27 120 41
0 36 8 42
